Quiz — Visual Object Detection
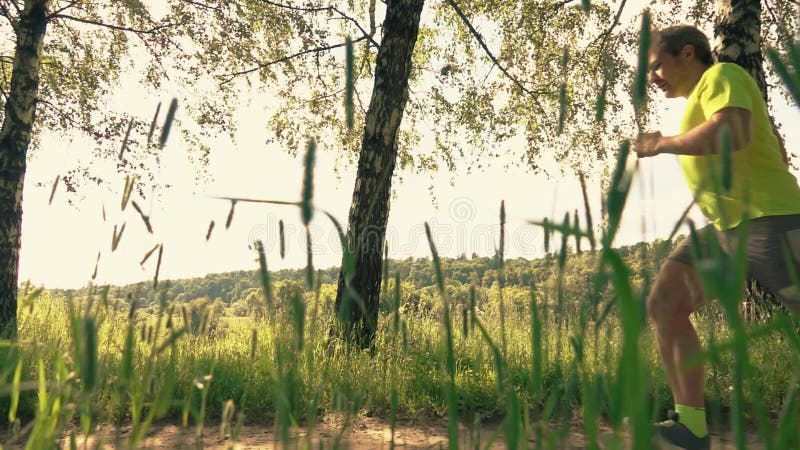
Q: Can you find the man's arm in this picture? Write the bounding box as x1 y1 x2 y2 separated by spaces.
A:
635 107 752 157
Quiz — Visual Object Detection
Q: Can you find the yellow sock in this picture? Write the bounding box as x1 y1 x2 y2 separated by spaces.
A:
675 404 708 438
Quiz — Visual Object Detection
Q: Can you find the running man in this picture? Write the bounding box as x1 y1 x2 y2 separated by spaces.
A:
634 24 800 450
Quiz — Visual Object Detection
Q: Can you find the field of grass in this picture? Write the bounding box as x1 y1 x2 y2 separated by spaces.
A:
2 235 800 449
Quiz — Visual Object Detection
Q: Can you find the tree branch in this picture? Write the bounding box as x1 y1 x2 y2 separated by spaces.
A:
446 0 546 110
38 98 105 140
329 6 379 48
257 0 326 12
586 0 627 52
47 0 80 19
583 0 627 81
0 0 18 31
52 14 182 34
180 0 225 14
763 0 793 46
218 35 367 85
554 0 578 7
257 0 380 48
135 32 173 84
3 0 20 16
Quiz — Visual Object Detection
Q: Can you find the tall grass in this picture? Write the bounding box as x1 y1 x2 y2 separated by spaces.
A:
5 261 798 448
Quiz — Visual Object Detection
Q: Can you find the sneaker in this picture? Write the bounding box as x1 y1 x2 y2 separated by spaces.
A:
654 410 710 450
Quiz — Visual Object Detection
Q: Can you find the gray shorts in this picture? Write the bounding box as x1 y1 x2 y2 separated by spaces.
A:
668 214 800 311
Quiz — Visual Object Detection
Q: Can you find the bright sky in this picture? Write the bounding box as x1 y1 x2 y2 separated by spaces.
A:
15 2 800 289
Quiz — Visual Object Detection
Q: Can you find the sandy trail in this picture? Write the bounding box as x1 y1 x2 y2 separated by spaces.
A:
49 416 767 450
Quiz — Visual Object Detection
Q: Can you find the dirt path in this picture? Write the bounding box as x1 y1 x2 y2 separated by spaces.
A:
5 416 769 449
78 417 768 450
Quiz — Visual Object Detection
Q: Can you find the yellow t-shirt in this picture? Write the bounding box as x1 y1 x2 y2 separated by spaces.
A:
679 62 800 230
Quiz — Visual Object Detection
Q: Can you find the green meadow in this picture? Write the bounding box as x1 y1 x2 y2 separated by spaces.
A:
4 230 800 448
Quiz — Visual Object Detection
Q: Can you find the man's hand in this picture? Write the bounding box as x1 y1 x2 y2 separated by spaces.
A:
634 131 664 158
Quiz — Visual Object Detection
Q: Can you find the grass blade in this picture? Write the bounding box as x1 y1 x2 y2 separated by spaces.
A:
557 47 569 135
153 244 163 289
206 220 215 241
48 175 59 205
767 47 800 106
147 102 162 147
250 328 258 361
603 140 633 246
499 200 506 263
423 221 458 450
573 209 582 254
111 223 126 252
158 98 178 149
254 240 274 312
279 219 286 259
140 244 160 267
301 137 316 226
119 117 134 160
596 77 608 122
305 226 314 289
81 317 97 392
131 200 153 234
719 124 732 192
633 10 651 112
226 200 236 229
579 171 596 250
121 175 136 211
324 211 355 282
8 357 22 421
345 36 355 130
92 252 100 280
543 217 551 253
424 222 444 294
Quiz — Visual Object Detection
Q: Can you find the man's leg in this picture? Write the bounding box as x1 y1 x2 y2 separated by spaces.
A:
647 258 711 449
648 259 706 406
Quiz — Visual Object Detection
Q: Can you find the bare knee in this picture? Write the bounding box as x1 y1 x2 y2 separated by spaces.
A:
647 260 705 326
647 288 691 326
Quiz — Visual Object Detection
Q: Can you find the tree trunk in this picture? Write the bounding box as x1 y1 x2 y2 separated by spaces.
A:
713 0 766 101
334 0 425 349
0 0 50 338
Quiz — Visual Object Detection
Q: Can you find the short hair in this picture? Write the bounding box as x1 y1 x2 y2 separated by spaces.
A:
654 25 714 66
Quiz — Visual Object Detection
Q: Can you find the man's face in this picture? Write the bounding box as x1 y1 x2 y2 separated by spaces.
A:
648 41 692 98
